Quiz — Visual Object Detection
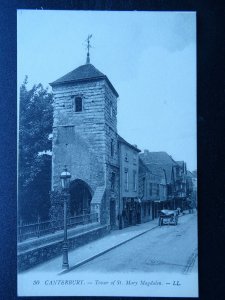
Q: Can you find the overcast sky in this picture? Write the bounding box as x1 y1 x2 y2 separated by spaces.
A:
17 10 196 171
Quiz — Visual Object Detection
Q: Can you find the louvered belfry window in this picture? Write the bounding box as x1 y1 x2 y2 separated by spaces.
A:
75 97 82 112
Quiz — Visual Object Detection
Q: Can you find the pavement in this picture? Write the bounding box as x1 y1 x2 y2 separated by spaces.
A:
20 217 160 275
20 211 193 275
18 212 198 298
71 212 198 274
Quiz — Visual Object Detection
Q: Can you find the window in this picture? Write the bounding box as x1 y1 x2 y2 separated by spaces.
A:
111 172 115 191
133 170 137 191
125 152 128 162
75 97 82 112
133 154 137 165
156 184 160 196
110 139 114 157
124 168 129 191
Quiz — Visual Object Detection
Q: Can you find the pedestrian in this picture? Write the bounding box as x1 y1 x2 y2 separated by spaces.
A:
117 214 123 230
122 209 127 228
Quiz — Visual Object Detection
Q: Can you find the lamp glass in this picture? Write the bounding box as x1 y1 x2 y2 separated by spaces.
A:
60 169 71 190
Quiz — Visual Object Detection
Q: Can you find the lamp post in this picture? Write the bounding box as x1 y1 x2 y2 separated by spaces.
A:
60 166 71 270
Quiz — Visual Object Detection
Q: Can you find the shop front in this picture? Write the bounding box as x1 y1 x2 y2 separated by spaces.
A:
122 197 141 227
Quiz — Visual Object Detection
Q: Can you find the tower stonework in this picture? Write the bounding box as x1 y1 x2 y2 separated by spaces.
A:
50 63 120 226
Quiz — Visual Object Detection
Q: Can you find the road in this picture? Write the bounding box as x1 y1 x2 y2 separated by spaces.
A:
72 213 198 274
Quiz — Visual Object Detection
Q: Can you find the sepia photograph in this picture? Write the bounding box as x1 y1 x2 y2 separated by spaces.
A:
17 10 197 297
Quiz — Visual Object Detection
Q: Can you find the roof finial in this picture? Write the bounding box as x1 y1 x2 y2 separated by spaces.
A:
85 34 92 64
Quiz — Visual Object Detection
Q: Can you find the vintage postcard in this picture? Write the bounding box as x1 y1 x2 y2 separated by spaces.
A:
17 10 198 297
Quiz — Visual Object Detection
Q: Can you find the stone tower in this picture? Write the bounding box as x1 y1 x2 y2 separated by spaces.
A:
50 58 120 226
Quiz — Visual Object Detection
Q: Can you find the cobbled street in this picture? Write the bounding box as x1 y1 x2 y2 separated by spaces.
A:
73 212 198 274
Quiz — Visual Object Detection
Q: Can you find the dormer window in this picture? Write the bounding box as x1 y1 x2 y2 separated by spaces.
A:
75 97 82 112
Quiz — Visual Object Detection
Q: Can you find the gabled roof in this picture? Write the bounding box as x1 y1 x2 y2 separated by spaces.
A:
139 157 150 176
146 162 171 183
145 163 165 178
139 158 166 183
50 63 119 97
118 134 141 152
140 151 177 165
186 170 195 178
139 151 176 184
176 161 184 167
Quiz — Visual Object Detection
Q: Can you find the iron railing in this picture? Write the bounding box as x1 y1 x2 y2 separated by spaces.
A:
17 213 98 243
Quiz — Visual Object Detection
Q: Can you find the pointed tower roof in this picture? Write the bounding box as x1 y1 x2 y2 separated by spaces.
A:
50 63 119 97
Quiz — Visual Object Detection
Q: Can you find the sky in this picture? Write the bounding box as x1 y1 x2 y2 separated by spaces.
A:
17 10 196 171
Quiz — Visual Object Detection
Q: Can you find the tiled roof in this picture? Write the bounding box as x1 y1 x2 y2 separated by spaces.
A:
50 63 119 97
139 158 166 184
118 134 141 152
141 151 177 165
139 151 176 184
176 161 186 172
139 157 149 171
186 170 195 178
145 163 165 178
148 163 171 183
161 164 174 184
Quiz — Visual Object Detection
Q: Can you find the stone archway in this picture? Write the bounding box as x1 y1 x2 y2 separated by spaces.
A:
69 179 92 216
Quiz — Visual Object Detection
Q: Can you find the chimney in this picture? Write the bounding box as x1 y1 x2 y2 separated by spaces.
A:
144 149 149 155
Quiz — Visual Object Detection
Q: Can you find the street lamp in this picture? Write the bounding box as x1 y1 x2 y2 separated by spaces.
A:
60 166 71 270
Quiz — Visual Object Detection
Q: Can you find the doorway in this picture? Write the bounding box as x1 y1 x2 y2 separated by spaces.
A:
110 199 116 228
70 179 92 216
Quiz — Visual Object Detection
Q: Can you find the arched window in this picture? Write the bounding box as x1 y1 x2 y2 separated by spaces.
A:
74 97 82 112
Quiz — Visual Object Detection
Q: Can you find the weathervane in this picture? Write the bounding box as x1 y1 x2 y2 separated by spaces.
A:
85 34 92 64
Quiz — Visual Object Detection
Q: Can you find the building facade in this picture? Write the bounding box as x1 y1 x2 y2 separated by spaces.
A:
186 170 198 210
139 150 188 212
118 135 141 228
174 161 187 208
50 59 120 227
50 56 193 231
139 158 167 220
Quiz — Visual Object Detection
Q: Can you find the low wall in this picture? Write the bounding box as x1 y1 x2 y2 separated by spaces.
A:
18 225 110 272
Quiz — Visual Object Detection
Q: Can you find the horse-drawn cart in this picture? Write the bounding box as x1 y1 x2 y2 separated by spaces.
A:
158 209 179 226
